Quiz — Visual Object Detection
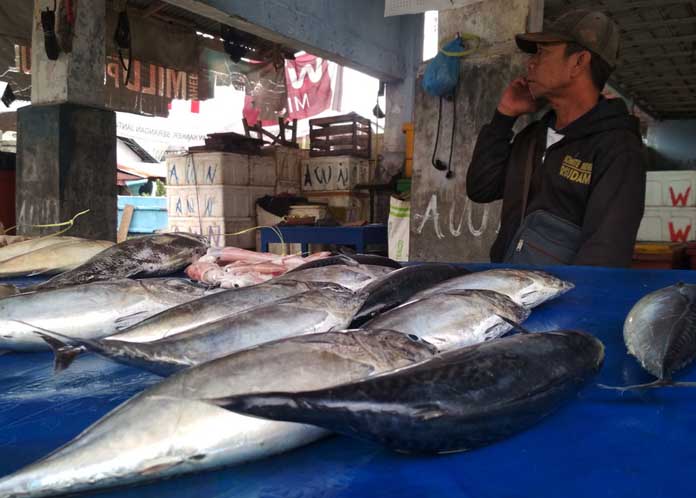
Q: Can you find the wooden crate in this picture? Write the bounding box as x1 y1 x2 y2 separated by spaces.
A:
309 112 371 158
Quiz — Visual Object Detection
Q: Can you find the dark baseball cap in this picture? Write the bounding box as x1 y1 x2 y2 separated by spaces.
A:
515 10 620 67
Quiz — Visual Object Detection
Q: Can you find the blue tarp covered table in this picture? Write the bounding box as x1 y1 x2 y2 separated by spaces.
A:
1 265 696 498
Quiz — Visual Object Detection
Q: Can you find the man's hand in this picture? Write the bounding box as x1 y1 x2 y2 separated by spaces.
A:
497 77 539 117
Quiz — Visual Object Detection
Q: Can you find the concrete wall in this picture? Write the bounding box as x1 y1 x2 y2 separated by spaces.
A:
646 120 696 170
409 0 541 263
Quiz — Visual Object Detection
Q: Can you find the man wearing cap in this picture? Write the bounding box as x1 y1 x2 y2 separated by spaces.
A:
466 10 646 267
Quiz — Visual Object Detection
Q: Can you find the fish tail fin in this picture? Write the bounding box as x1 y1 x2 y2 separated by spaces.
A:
496 314 532 334
37 334 85 373
10 320 88 373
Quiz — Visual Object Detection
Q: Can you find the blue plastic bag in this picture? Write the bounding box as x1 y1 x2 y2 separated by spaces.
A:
422 34 479 97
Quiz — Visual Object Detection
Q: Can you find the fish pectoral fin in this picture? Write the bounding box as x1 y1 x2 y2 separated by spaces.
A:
597 379 671 392
496 314 531 335
26 268 52 277
114 311 151 330
413 403 445 421
140 457 185 476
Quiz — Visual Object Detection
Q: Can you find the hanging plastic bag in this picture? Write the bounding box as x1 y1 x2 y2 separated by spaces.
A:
422 34 479 98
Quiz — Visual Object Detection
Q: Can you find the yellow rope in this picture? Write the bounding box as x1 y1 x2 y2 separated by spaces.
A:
439 33 481 57
224 223 288 256
3 209 90 239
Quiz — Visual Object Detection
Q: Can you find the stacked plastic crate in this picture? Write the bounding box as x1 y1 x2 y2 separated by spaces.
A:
637 171 696 243
166 152 274 248
302 113 373 223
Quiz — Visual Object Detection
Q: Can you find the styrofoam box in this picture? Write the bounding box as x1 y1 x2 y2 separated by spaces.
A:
646 170 696 207
637 207 696 242
168 216 256 249
166 153 249 186
306 191 370 223
301 156 372 192
249 155 277 186
275 146 304 183
167 185 251 218
249 186 276 213
276 180 301 195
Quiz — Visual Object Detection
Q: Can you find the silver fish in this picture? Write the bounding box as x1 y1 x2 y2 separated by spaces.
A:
0 239 115 278
409 269 574 308
602 283 696 390
0 278 219 352
364 290 530 351
0 329 436 497
39 284 367 375
107 279 335 343
277 264 394 291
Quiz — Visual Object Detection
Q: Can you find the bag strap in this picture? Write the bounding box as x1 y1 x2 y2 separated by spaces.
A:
520 133 538 227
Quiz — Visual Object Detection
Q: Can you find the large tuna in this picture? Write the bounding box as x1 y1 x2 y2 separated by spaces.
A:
364 290 530 352
0 278 219 352
408 268 574 308
0 329 435 498
33 233 208 291
350 263 470 327
38 284 367 375
212 330 605 454
601 282 696 390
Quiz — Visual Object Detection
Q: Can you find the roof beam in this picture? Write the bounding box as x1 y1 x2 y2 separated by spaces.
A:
621 49 696 63
623 33 696 48
622 72 696 85
621 16 696 31
547 1 691 14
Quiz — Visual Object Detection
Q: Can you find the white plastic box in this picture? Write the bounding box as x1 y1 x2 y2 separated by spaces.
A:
168 216 256 248
645 170 696 207
636 207 696 242
275 146 304 183
306 191 370 223
300 156 372 192
166 152 249 186
167 185 252 218
249 155 277 186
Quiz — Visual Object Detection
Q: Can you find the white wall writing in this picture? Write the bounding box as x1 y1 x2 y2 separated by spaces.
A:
414 193 497 239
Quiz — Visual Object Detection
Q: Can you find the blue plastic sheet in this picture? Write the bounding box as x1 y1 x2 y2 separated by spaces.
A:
1 265 696 498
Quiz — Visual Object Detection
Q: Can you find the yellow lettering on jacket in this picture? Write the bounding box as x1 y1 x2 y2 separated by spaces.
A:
559 155 592 185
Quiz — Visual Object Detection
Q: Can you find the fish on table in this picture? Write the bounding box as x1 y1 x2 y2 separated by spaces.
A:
277 264 394 291
408 268 574 309
0 239 114 279
350 262 471 327
364 289 531 352
211 330 605 454
0 329 436 498
601 282 696 390
0 278 221 352
31 232 209 292
37 284 368 375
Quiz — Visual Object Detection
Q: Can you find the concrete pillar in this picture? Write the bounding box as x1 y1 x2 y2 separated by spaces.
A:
409 0 543 263
18 0 116 240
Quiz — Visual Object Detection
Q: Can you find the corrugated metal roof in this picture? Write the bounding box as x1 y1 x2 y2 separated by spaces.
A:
546 0 696 119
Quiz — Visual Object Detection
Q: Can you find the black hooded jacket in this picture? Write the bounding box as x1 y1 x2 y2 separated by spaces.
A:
466 97 646 267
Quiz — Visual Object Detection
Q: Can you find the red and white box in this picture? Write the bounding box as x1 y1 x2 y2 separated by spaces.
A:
637 207 696 242
645 171 696 207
